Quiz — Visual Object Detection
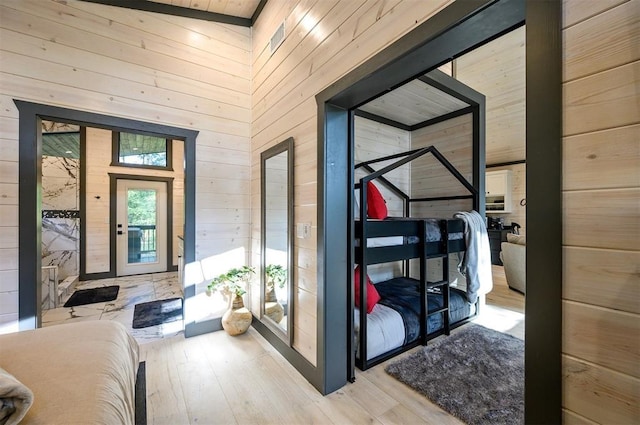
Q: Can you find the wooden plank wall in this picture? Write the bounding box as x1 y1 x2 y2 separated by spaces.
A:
455 26 526 165
408 114 473 284
250 0 454 365
0 0 251 332
561 0 640 423
354 116 410 219
410 113 474 218
354 116 410 283
84 127 184 274
455 26 526 231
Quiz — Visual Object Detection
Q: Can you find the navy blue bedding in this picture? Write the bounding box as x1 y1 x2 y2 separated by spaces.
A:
376 277 472 344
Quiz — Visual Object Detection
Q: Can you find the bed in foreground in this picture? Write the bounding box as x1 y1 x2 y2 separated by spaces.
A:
0 320 141 425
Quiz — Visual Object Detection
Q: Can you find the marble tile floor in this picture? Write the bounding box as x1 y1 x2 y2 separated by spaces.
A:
42 271 183 344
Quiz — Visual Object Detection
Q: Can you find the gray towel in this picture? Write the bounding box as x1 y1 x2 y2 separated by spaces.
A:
0 367 33 425
454 210 493 303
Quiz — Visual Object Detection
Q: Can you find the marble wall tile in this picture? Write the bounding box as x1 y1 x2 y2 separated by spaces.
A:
42 156 78 210
42 156 79 180
42 217 79 283
42 218 79 251
42 155 80 283
42 177 79 210
41 251 78 284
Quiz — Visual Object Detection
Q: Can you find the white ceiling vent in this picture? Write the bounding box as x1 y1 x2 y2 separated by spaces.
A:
270 21 285 55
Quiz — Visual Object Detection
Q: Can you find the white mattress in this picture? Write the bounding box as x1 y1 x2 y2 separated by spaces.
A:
365 236 405 247
354 303 405 360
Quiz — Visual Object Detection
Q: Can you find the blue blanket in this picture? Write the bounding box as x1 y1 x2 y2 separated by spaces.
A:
376 277 472 344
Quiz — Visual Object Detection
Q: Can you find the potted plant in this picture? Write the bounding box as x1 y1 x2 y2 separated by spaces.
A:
207 266 254 336
264 264 286 323
265 264 287 300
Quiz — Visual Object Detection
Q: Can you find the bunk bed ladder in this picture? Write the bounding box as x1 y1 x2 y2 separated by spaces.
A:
423 220 451 345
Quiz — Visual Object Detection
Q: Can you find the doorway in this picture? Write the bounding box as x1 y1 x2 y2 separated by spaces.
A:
116 179 168 276
15 101 198 332
315 0 561 422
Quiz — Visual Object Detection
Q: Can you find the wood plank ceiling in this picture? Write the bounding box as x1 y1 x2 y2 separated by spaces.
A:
359 75 470 127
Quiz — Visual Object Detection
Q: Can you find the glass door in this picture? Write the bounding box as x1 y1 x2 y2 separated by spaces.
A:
116 179 167 276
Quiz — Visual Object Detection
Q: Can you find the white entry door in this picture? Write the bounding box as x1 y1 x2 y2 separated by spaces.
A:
116 179 168 276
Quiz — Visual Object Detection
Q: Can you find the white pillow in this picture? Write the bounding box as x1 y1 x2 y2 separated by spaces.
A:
0 366 34 425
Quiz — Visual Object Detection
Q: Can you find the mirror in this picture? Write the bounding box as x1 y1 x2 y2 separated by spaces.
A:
261 137 294 343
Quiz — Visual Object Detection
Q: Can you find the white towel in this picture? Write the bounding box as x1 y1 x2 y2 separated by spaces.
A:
454 210 493 303
0 366 34 425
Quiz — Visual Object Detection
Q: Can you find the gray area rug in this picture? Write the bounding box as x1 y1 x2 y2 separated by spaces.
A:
132 298 183 329
385 323 523 425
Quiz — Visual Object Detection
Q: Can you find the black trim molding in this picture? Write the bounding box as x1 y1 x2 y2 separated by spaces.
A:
14 100 198 336
314 1 562 423
524 1 563 423
487 159 526 168
79 0 252 27
251 0 268 26
316 0 519 395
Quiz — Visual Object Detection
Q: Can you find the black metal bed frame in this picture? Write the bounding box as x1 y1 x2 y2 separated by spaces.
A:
352 146 480 372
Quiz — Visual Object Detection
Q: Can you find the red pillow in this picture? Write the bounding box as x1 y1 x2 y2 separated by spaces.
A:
367 181 388 219
354 266 381 314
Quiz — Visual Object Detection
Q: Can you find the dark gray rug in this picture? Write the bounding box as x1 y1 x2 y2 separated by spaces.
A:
63 285 120 307
385 323 523 425
132 298 183 329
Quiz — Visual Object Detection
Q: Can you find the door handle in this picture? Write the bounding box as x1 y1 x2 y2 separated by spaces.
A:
117 230 123 235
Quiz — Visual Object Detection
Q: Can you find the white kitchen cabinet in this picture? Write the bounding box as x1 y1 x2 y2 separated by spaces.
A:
486 170 512 213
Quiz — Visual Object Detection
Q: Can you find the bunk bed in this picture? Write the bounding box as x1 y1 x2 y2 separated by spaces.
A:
352 145 485 373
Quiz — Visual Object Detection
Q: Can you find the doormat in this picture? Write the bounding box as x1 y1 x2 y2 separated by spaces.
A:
63 285 120 307
385 323 524 425
132 298 183 329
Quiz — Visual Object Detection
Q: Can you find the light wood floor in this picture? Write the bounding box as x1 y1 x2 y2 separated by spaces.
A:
141 266 524 424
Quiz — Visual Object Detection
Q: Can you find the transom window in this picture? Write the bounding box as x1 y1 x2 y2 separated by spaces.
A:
114 131 171 169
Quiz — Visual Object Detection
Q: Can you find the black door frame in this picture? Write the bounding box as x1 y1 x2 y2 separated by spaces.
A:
315 0 562 423
14 101 199 335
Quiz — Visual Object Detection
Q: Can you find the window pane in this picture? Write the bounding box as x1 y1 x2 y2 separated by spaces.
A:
127 189 157 264
119 132 167 167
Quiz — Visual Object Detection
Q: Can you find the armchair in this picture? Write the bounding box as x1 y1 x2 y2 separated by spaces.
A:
500 233 526 293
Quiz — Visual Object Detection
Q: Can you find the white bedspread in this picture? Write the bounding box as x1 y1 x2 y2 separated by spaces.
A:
0 321 139 425
354 304 405 360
